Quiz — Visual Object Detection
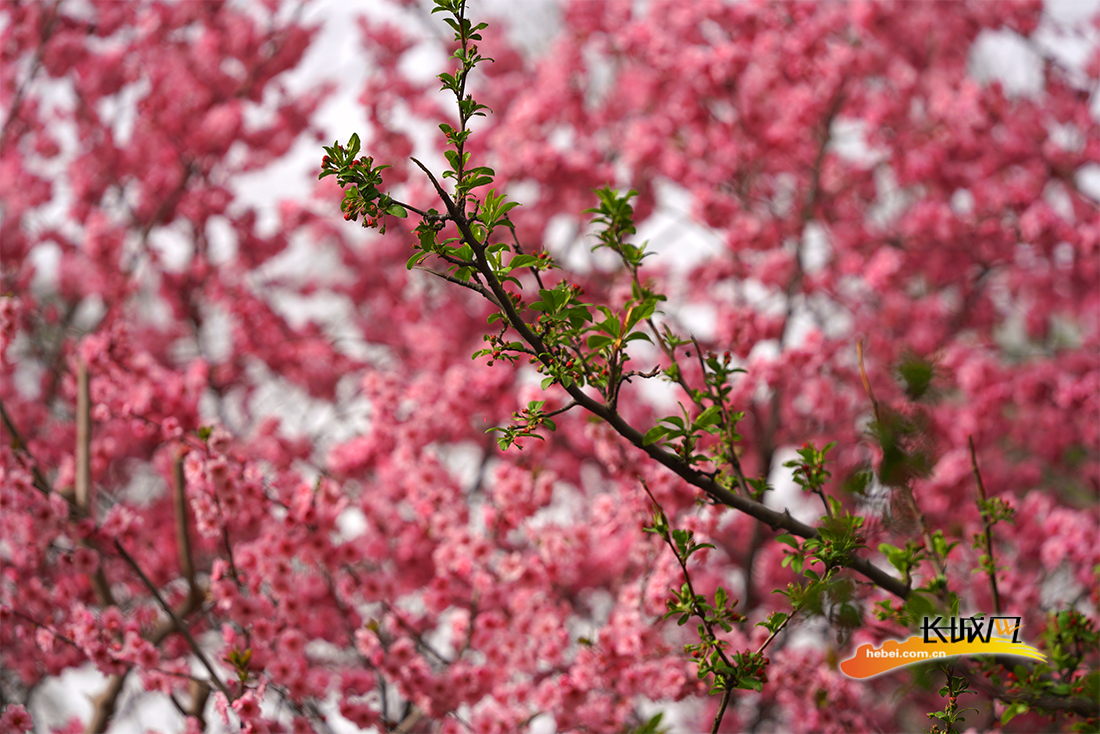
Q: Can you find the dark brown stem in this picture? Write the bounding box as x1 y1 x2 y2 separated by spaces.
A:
412 265 502 308
968 435 1001 615
711 688 733 734
0 398 55 496
113 540 230 697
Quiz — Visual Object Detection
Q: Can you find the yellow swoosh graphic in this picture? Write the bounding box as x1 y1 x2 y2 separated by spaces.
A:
840 635 1047 679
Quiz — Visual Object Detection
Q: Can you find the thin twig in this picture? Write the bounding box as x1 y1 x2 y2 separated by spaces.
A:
691 336 753 497
968 435 1001 615
387 197 434 219
113 540 230 697
858 343 946 592
815 487 834 519
541 400 579 420
503 219 547 291
173 453 199 601
642 481 737 734
0 398 55 496
413 265 502 308
0 0 64 153
71 359 116 608
75 359 91 511
856 340 878 422
756 609 795 655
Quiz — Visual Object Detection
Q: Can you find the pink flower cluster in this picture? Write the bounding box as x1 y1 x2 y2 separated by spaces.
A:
2 0 1096 732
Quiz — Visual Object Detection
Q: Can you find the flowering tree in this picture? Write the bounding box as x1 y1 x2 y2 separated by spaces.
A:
2 0 1098 733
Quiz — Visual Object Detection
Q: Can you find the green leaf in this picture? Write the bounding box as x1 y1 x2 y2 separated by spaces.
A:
347 132 360 159
386 204 408 218
693 404 722 429
758 612 787 631
1001 702 1028 725
631 713 666 734
902 590 936 621
587 334 614 350
406 252 428 270
464 175 493 189
508 254 539 270
642 425 670 446
625 300 657 331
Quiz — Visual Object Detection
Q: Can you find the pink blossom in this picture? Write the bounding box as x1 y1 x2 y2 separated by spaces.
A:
1 1 1095 732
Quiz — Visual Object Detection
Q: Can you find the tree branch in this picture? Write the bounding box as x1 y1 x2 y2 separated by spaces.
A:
75 359 91 512
173 452 200 603
410 156 911 601
113 540 229 697
968 435 1001 615
413 266 502 309
0 398 55 497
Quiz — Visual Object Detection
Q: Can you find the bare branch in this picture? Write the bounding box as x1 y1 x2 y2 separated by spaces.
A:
969 435 1001 615
75 359 91 511
0 398 54 496
87 674 127 734
173 453 200 602
413 266 502 309
113 540 230 697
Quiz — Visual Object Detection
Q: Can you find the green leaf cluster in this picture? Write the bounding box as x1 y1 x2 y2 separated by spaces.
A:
642 403 736 467
925 668 978 734
319 133 405 231
486 399 559 451
585 187 652 267
784 441 836 493
224 646 253 685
